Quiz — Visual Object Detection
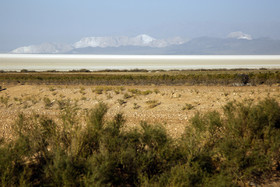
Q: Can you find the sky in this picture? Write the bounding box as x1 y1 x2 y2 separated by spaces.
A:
0 0 280 52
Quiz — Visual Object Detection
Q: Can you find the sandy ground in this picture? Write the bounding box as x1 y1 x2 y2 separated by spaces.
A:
0 85 280 141
1 84 280 186
0 84 280 140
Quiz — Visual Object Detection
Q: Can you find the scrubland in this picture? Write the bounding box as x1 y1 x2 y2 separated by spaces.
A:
0 69 280 186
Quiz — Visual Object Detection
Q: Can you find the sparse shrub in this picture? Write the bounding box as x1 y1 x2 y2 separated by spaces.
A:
79 87 86 95
133 103 140 109
128 88 141 95
182 103 195 110
106 93 113 99
20 69 29 73
49 86 56 91
57 99 72 110
0 95 9 107
224 92 229 96
118 99 127 105
14 97 23 104
93 87 103 94
28 96 39 105
113 86 125 94
69 68 90 72
128 89 153 96
146 100 161 108
123 93 133 99
78 68 90 72
103 86 113 93
237 73 249 85
154 89 160 94
87 102 108 131
43 97 53 108
59 94 65 98
141 90 153 95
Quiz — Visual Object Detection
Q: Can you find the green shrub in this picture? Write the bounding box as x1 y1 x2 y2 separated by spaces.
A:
185 98 280 185
0 95 9 108
0 98 279 186
43 97 52 108
57 99 73 110
154 89 160 94
49 86 56 91
218 98 280 181
182 103 195 110
133 103 140 109
93 87 103 94
141 90 153 95
146 100 161 108
123 93 133 99
128 88 141 95
117 99 127 105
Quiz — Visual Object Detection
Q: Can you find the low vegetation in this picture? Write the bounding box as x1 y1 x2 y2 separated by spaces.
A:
0 95 10 108
182 103 195 110
0 69 279 86
146 100 161 108
0 98 279 186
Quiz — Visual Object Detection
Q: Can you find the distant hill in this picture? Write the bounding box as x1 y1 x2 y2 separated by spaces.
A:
166 37 280 55
68 46 166 55
69 37 280 55
10 33 280 55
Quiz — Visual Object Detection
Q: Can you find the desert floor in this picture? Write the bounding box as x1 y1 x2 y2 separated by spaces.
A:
1 84 280 140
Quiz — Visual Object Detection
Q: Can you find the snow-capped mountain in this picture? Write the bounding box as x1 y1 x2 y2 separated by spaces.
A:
11 34 185 54
73 34 184 48
11 43 73 54
227 31 252 40
9 32 280 55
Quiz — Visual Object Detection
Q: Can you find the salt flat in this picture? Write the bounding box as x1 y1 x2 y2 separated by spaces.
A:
1 54 280 71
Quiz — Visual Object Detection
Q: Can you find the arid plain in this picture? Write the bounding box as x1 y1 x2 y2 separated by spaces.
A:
1 83 279 140
1 70 280 186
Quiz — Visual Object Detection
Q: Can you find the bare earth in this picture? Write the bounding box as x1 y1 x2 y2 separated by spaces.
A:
1 84 279 140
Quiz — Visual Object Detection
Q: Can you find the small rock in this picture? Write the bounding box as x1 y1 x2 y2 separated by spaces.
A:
172 93 180 98
249 181 260 187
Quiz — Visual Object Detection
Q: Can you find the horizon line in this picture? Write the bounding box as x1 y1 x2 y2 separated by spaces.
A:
1 54 280 60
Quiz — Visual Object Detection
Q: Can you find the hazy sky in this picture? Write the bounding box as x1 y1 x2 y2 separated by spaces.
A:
1 0 280 51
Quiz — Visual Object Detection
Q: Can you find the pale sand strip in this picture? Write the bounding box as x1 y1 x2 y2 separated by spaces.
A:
1 54 280 71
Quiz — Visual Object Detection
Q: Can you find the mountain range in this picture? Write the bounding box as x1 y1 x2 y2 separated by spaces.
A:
10 32 280 55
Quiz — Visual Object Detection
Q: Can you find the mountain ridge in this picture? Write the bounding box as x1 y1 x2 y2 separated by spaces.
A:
10 33 280 55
